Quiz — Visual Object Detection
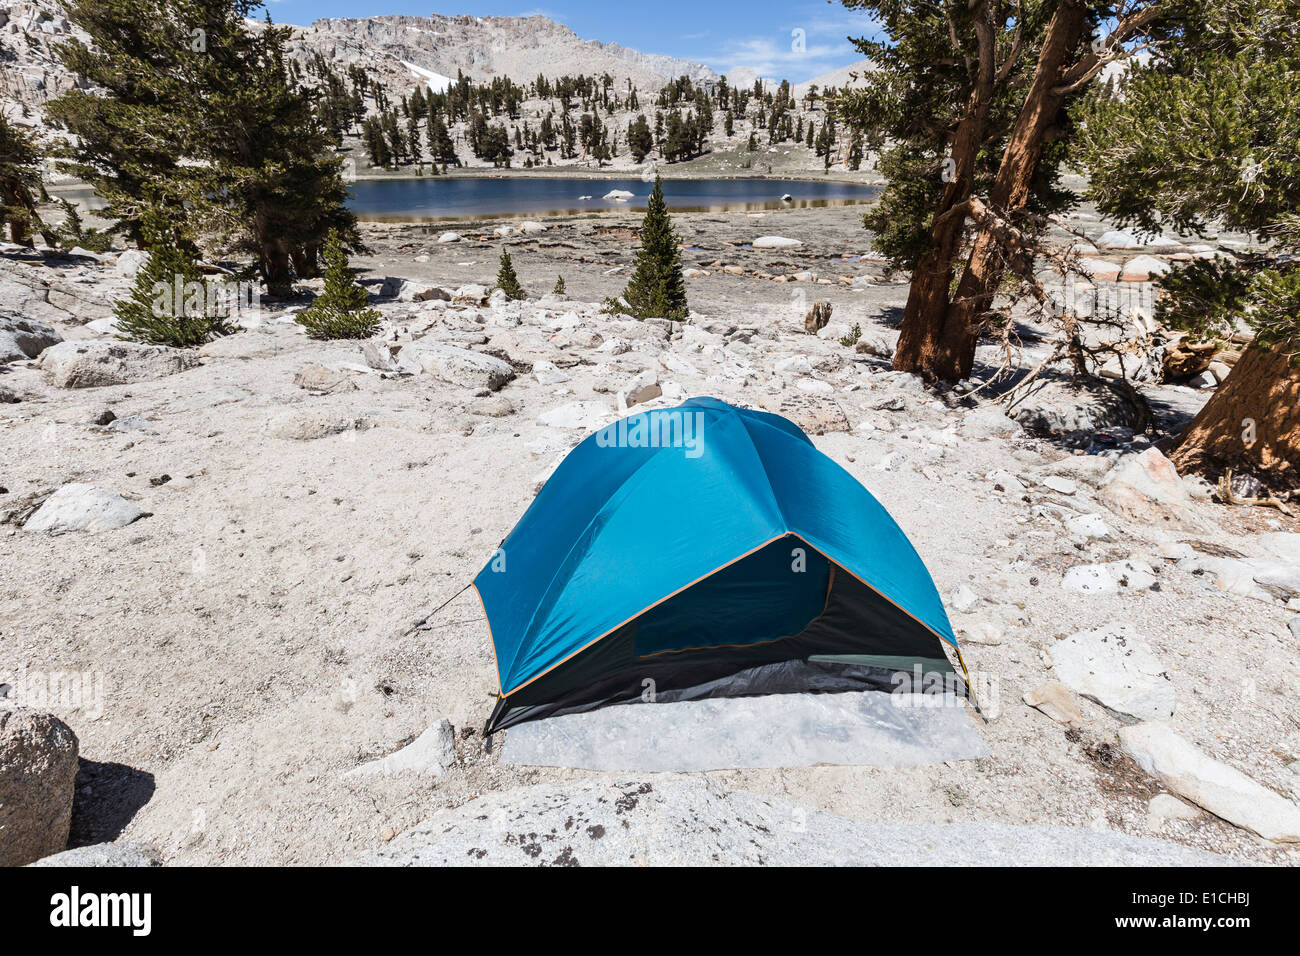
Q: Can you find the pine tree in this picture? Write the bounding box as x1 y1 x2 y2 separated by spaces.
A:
610 176 687 321
45 0 194 243
49 1 357 292
0 115 52 246
427 112 458 166
495 249 526 300
552 275 566 296
197 15 358 293
295 232 380 339
838 0 1176 380
114 215 237 347
628 114 653 163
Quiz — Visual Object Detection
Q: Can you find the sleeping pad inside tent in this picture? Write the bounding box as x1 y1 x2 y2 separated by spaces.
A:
474 397 970 733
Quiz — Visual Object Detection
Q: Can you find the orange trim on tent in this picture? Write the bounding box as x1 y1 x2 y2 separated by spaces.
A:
471 582 504 693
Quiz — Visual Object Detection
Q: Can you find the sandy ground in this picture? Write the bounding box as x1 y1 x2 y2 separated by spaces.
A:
2 202 1299 865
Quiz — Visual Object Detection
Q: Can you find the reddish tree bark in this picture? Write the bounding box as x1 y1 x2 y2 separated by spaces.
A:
1169 343 1300 487
893 11 999 379
943 0 1091 379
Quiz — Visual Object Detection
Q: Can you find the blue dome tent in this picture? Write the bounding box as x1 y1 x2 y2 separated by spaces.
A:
474 397 972 733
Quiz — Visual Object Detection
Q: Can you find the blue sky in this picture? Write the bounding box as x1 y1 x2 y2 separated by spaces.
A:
261 1 881 83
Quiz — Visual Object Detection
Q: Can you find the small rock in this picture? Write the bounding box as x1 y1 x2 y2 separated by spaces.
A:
294 364 358 393
1022 682 1084 728
532 361 571 385
1065 513 1112 540
1146 793 1200 829
1041 475 1077 496
958 618 1003 645
343 719 456 779
950 584 978 613
621 370 661 409
854 333 896 359
537 401 612 430
113 248 149 279
267 410 376 441
986 469 1026 493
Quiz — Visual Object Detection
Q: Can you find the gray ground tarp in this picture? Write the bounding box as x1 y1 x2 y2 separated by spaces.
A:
500 690 989 771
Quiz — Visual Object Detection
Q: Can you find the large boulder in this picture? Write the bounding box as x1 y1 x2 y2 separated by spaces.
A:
402 343 515 391
0 256 118 325
39 341 200 388
1120 723 1300 843
24 484 147 533
0 708 80 866
1051 623 1175 721
753 236 802 249
360 778 1228 866
1 315 62 364
1099 447 1203 529
1006 377 1149 435
28 842 161 867
114 249 150 279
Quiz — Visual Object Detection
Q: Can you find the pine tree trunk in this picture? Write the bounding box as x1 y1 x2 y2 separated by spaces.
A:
943 0 1090 381
2 179 33 246
290 243 321 280
893 103 995 379
261 234 293 297
893 213 972 378
893 10 999 380
1169 342 1300 487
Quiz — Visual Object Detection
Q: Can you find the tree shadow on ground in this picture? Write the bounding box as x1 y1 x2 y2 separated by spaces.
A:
68 759 156 847
872 305 905 328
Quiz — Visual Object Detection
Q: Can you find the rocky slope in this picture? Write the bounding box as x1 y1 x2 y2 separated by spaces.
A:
0 0 90 116
0 4 721 119
296 14 717 92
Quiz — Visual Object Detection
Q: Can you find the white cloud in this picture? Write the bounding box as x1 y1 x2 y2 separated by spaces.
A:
698 3 881 84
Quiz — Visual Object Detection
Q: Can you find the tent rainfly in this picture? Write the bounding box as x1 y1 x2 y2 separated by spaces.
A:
474 397 971 733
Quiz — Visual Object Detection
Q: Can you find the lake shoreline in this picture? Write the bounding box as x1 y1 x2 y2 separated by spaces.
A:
346 175 880 223
351 168 882 186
